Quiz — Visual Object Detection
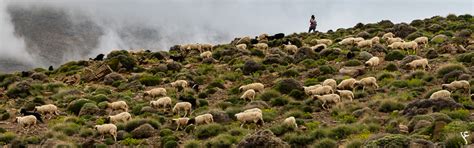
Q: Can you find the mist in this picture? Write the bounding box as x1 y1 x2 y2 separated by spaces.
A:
0 0 472 72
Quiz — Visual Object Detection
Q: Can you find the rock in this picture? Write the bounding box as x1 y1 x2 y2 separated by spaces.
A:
403 98 463 117
358 51 373 61
413 120 432 132
425 49 438 59
103 72 125 85
130 123 156 138
167 61 182 71
209 110 231 123
242 60 264 75
294 47 317 62
431 34 448 44
409 139 435 148
117 130 129 141
202 57 216 64
398 124 409 134
432 121 446 141
274 78 303 94
237 130 289 148
339 66 365 77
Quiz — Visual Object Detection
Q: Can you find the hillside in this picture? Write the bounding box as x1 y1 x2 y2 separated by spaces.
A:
0 14 473 147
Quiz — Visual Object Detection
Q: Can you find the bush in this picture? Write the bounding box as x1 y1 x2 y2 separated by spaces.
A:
270 125 294 136
242 60 264 75
289 90 305 100
346 139 363 148
444 135 464 148
204 134 237 148
391 80 408 88
67 99 94 115
379 100 405 113
313 138 337 148
309 128 327 140
106 50 137 71
365 134 410 147
282 69 299 77
52 123 81 136
385 50 405 61
384 62 398 71
457 52 474 64
124 119 160 132
319 65 336 75
274 78 303 94
443 109 470 120
161 136 178 148
79 103 100 116
194 123 225 139
139 74 161 86
270 96 290 106
328 125 357 140
344 60 363 67
258 90 281 101
283 132 313 146
184 140 201 148
0 132 16 144
164 141 178 148
437 64 466 78
120 138 143 146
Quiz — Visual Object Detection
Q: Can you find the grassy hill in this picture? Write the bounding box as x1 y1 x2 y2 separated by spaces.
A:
0 14 473 147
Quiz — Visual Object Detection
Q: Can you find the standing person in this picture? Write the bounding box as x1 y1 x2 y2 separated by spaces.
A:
308 15 317 33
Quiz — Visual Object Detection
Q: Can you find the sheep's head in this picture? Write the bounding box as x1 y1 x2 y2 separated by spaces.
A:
14 117 20 123
239 86 244 91
441 84 450 90
105 117 111 123
20 108 26 114
94 125 100 131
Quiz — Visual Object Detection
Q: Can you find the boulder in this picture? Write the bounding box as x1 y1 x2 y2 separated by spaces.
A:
130 123 156 138
103 72 125 85
237 130 289 148
403 98 463 117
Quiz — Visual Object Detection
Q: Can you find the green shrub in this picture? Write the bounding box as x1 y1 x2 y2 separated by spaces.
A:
365 134 410 147
289 90 305 100
67 99 94 115
121 138 143 146
300 59 321 69
344 60 363 66
379 100 405 113
313 138 337 148
106 50 137 71
283 132 313 146
139 74 161 86
194 123 225 139
270 125 294 136
124 119 160 132
378 72 396 80
274 78 303 94
304 78 319 86
79 128 94 137
282 69 299 77
444 135 464 148
319 65 336 75
161 136 178 147
52 123 81 136
309 129 327 140
24 136 41 144
0 132 16 144
328 125 357 140
457 52 474 64
164 141 178 148
391 80 408 88
443 109 470 120
346 139 363 148
270 96 290 106
258 90 281 101
384 62 398 71
204 134 237 148
406 79 424 88
385 50 405 61
436 64 466 78
184 140 201 148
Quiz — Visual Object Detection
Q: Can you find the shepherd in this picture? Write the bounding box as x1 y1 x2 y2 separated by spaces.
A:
308 15 317 33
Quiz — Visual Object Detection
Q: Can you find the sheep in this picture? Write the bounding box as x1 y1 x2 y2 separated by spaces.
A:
304 85 322 95
235 111 264 128
284 44 298 54
406 58 431 71
107 101 128 112
244 108 262 113
387 37 404 44
258 33 269 42
20 108 43 123
94 124 117 141
429 90 451 100
200 51 212 59
336 90 355 102
442 80 470 94
316 39 333 46
382 32 395 40
237 36 251 45
311 44 327 51
144 88 167 98
240 89 256 101
313 94 341 110
171 80 188 89
353 37 365 44
414 36 429 48
365 57 380 70
402 41 418 54
355 77 379 91
339 37 355 46
15 115 37 132
322 79 337 90
283 116 297 128
239 83 265 92
150 97 172 110
388 41 404 49
192 113 214 125
357 40 373 48
308 85 333 96
106 112 132 124
337 78 357 90
200 43 213 51
173 102 192 117
255 43 269 51
371 36 380 44
236 44 247 50
34 104 59 119
173 117 190 131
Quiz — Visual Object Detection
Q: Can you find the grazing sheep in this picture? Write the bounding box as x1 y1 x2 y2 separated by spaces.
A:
308 85 333 95
353 37 365 44
322 79 337 90
192 113 214 125
20 109 43 123
173 117 190 131
34 104 59 119
336 90 355 102
171 80 188 88
107 101 128 112
255 43 269 51
150 97 172 110
387 37 404 44
284 44 298 54
388 41 404 49
239 83 265 92
144 88 167 98
355 77 379 91
339 37 355 46
313 94 341 110
304 85 322 95
235 111 264 128
371 36 380 44
173 102 192 117
283 116 297 128
236 44 247 50
200 51 213 59
316 39 333 46
237 36 251 45
357 40 373 48
365 57 380 70
311 44 327 51
406 58 431 71
382 32 395 40
240 89 256 101
15 115 37 132
402 41 419 54
244 108 262 113
442 80 470 94
414 37 429 48
200 43 213 51
258 33 269 41
337 78 357 90
429 90 451 100
94 124 117 141
106 112 132 124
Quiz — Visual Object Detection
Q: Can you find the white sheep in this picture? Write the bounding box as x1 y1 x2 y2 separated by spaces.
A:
34 104 59 119
339 37 355 46
107 112 132 124
200 43 213 51
322 79 337 90
355 77 379 91
150 97 172 110
382 32 395 40
235 111 264 128
236 44 247 50
258 33 269 41
308 85 333 96
402 41 418 54
145 88 167 98
237 36 251 44
193 113 214 125
173 117 190 131
107 101 128 112
311 44 327 51
283 116 297 128
240 89 256 101
313 94 341 110
304 85 322 95
336 90 354 102
414 37 428 48
357 40 373 48
429 90 451 100
353 37 365 44
442 80 470 94
371 36 380 44
243 108 262 113
15 115 37 132
316 39 333 46
94 124 117 141
365 57 380 70
200 51 213 59
387 37 404 44
388 41 404 49
337 78 357 90
406 58 431 71
171 80 188 88
255 43 269 51
239 83 265 92
173 102 192 117
284 44 298 54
